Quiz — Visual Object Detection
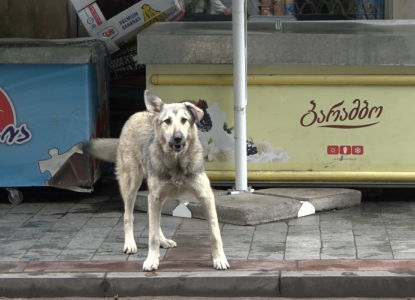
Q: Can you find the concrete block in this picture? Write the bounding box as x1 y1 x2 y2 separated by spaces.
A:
288 215 320 226
356 245 394 259
106 271 279 297
56 249 97 261
285 239 321 248
248 251 284 260
224 251 250 260
84 217 120 228
321 230 355 242
172 203 192 218
280 271 415 298
255 188 361 212
287 225 320 237
135 190 228 215
0 239 38 251
0 273 106 298
188 193 301 225
321 241 357 260
252 230 287 243
137 188 360 225
284 248 321 260
0 250 27 262
8 204 45 214
36 204 75 215
91 254 128 261
320 219 352 229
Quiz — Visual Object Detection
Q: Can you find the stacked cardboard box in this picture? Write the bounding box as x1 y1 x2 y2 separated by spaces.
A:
71 0 184 53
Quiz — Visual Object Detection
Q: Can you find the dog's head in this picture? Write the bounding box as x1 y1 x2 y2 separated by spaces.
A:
145 90 204 153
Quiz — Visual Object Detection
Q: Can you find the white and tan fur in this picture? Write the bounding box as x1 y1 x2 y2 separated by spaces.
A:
87 90 229 271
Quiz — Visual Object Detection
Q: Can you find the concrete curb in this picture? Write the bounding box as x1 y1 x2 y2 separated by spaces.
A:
0 271 278 298
2 270 415 298
281 270 415 298
106 271 279 297
0 272 107 298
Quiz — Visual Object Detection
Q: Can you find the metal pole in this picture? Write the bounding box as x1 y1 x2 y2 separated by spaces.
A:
232 0 248 191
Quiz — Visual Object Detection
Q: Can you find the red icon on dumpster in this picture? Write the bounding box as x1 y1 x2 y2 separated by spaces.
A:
352 146 364 155
0 87 32 145
0 87 15 132
327 145 339 155
340 146 351 155
327 145 364 155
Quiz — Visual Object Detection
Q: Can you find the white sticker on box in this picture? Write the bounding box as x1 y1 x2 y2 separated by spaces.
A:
79 3 106 30
87 3 105 25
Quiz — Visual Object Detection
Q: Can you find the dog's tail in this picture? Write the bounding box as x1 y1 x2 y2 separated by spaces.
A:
84 138 119 163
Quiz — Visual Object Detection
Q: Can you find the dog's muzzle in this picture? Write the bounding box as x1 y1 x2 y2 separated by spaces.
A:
169 134 185 152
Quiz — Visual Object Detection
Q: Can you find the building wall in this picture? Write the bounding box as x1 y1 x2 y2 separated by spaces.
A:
0 0 413 39
0 0 68 39
392 0 415 19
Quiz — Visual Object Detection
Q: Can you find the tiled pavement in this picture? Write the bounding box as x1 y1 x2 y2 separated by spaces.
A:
1 182 415 263
3 181 415 297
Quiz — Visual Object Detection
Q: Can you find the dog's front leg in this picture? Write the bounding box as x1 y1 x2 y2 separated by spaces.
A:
193 174 229 270
143 193 162 271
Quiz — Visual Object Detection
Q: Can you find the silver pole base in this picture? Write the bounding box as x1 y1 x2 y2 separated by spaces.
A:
228 187 255 195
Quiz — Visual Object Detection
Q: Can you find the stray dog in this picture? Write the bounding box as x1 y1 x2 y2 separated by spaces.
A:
87 90 229 271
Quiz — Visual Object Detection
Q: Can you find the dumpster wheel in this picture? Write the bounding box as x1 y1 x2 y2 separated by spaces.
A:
6 188 23 205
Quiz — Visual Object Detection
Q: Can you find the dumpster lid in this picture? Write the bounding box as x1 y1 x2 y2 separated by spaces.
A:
279 20 415 34
0 38 110 64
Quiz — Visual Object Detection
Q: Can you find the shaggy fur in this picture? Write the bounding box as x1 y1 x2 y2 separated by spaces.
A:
86 90 229 271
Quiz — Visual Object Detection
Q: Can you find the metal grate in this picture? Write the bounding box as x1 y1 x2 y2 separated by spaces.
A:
294 0 384 20
108 42 144 79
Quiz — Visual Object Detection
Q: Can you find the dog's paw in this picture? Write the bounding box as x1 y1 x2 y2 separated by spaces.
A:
143 257 159 271
213 255 230 270
160 238 177 248
123 242 138 254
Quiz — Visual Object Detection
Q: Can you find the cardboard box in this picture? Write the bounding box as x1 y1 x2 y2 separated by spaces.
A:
71 0 183 53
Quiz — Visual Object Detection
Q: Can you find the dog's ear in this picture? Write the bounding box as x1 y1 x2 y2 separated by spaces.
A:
144 90 164 113
183 102 204 126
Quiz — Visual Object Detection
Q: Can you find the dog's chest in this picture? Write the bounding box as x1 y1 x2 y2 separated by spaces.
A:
168 167 187 187
164 160 190 187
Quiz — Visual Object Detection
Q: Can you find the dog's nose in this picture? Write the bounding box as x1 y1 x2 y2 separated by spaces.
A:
173 134 183 144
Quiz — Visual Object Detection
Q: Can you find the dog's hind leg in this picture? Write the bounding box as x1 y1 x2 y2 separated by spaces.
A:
191 174 229 270
158 199 177 249
143 192 163 271
159 227 177 248
118 164 143 254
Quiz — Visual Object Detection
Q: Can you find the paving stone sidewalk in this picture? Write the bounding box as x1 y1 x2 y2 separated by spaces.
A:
0 181 415 262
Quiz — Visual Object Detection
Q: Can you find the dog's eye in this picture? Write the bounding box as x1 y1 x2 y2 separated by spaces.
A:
164 119 171 125
181 118 187 124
